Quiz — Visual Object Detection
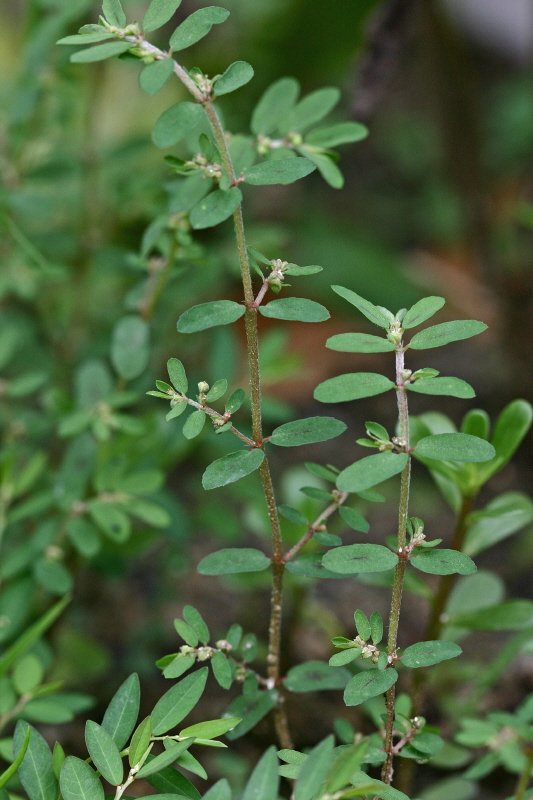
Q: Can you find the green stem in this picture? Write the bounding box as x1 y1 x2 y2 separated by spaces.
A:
515 749 533 800
381 345 411 786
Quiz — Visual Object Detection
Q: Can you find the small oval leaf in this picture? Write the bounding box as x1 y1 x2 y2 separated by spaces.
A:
198 547 271 575
177 300 245 333
322 544 398 575
270 416 346 447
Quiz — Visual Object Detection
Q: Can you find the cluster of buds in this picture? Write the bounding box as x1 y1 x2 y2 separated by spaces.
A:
267 258 288 292
255 131 303 156
354 635 380 664
179 638 233 663
387 319 403 346
190 70 214 97
185 153 223 180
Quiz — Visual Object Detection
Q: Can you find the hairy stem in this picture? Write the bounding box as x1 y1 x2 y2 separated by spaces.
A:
381 345 411 785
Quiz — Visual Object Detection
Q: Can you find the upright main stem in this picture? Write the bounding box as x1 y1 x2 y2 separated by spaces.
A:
381 346 411 785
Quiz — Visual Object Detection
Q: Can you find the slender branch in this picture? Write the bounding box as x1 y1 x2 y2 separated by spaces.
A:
381 345 411 786
514 748 533 800
283 492 349 563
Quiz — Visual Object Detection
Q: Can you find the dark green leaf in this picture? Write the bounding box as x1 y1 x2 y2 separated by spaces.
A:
205 379 228 402
402 297 445 329
214 61 254 96
306 121 368 148
59 757 103 800
260 297 329 322
210 651 233 689
170 7 230 51
415 433 495 462
111 316 150 380
146 765 200 798
407 377 475 399
251 77 299 135
344 669 398 707
0 726 29 790
152 102 204 148
103 0 126 26
408 320 487 350
182 410 206 439
85 722 123 786
294 736 335 800
245 157 316 186
284 661 350 692
190 187 243 229
225 691 277 740
198 548 270 575
101 673 140 749
163 654 195 679
464 492 533 556
285 554 344 580
70 41 131 63
337 452 408 493
478 399 533 483
323 544 398 574
202 449 265 490
89 502 130 542
34 558 72 595
314 373 394 403
401 641 462 668
180 717 241 740
225 388 245 414
301 150 343 189
129 717 152 768
339 506 369 533
137 740 192 778
326 333 394 353
448 600 533 631
167 358 188 393
278 505 308 526
331 285 391 329
143 0 183 32
14 721 57 800
270 416 346 447
354 610 371 640
284 263 323 276
242 747 279 800
182 605 210 644
410 549 476 576
151 669 208 735
177 300 245 333
0 596 70 678
282 88 340 133
139 59 174 95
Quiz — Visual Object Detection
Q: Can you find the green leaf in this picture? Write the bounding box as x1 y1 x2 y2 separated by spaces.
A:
177 300 245 333
301 150 343 189
477 399 533 483
182 605 210 644
283 87 340 133
89 502 130 542
278 505 308 526
174 619 199 647
152 102 204 148
34 558 72 595
259 297 329 322
407 377 475 399
306 121 368 148
284 263 323 276
202 449 265 490
167 358 188 394
84 721 123 786
417 777 476 800
285 554 343 580
339 506 369 533
129 717 152 768
283 661 350 692
323 544 398 575
269 416 346 447
245 157 316 186
163 654 195 679
331 285 391 329
182 410 206 440
408 320 487 350
464 492 533 556
190 187 243 229
344 669 398 707
448 600 533 631
59 757 104 800
294 736 335 800
137 740 192 778
214 61 254 96
180 717 240 740
111 316 150 380
103 0 126 26
211 651 233 689
351 772 411 800
251 77 300 135
242 747 279 800
354 610 371 641
170 7 230 51
146 765 201 798
0 726 29 790
70 41 131 63
202 780 231 800
337 452 408 493
0 595 70 678
13 654 43 695
225 388 245 414
402 297 445 329
326 333 395 353
101 673 140 749
205 379 228 402
198 547 270 575
401 641 462 668
14 721 57 800
415 433 495 462
139 59 174 95
410 549 476 576
370 612 384 645
57 32 116 44
151 669 208 735
314 373 394 403
325 742 369 793
143 0 183 32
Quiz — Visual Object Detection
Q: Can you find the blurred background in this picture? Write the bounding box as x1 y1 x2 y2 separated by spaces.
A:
1 0 532 797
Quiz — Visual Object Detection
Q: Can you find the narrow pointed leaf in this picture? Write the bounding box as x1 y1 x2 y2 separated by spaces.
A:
151 669 208 735
58 32 115 44
242 747 279 800
339 506 369 533
301 150 343 188
152 102 204 148
190 187 243 229
103 0 126 26
137 740 193 778
59 758 103 800
402 297 445 329
409 320 487 350
401 641 462 668
139 59 174 95
167 358 188 393
326 333 394 353
294 736 335 800
306 121 368 148
410 549 476 576
70 41 131 62
0 595 70 678
260 298 329 322
464 492 533 556
344 669 398 707
182 605 210 644
180 717 241 740
415 433 495 462
283 88 340 134
202 449 265 490
448 600 533 631
13 721 57 800
407 377 475 399
198 547 270 575
251 77 300 135
101 673 140 749
270 416 346 447
332 285 391 329
143 0 183 32
314 372 394 403
84 722 123 786
337 452 408 493
214 61 254 96
478 399 533 483
323 544 398 575
170 7 230 51
245 157 316 186
129 717 152 768
177 300 245 333
0 726 29 789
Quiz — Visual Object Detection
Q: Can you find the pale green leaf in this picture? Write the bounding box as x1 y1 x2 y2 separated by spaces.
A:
326 333 394 353
402 297 445 329
177 300 245 333
57 32 115 44
336 452 408 492
170 7 230 51
167 358 188 393
245 157 316 186
415 433 495 462
344 669 398 707
102 0 126 26
408 320 487 350
101 673 140 749
259 297 329 323
401 641 462 668
283 661 350 692
306 121 368 148
214 61 254 96
294 736 335 800
314 372 394 403
198 547 270 575
111 316 150 380
129 717 152 768
59 757 103 800
70 41 131 63
151 669 208 735
269 416 346 447
190 187 243 229
407 377 475 399
143 0 183 32
251 77 300 135
139 59 174 95
152 102 204 148
137 740 192 778
323 544 398 575
242 747 279 800
180 717 241 740
282 87 340 134
448 600 533 631
182 410 206 439
202 449 265 490
332 285 391 329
